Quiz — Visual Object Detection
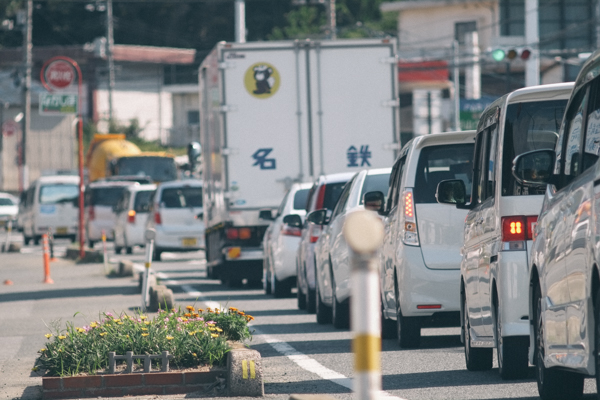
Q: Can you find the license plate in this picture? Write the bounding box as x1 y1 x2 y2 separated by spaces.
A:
182 238 197 247
56 227 68 235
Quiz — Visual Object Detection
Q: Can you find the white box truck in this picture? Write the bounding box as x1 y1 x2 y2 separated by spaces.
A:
199 38 399 286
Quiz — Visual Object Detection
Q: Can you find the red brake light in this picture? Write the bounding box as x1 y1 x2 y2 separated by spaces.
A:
315 185 327 210
226 228 238 240
404 192 414 218
154 211 162 225
502 216 534 242
127 210 136 224
239 228 252 240
526 216 538 240
89 206 95 221
282 225 302 237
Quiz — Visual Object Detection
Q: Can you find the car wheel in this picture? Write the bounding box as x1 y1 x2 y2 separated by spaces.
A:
70 235 77 243
23 235 31 245
315 279 332 324
395 279 420 348
263 264 272 295
534 282 584 399
272 273 291 298
494 300 528 379
114 246 123 254
463 293 492 371
381 299 397 339
88 240 95 249
126 246 133 254
332 273 350 329
305 264 316 314
152 247 162 261
34 236 41 246
297 277 307 310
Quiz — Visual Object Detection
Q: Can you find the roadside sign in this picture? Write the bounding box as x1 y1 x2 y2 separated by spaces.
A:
43 60 75 90
39 93 78 115
2 120 20 136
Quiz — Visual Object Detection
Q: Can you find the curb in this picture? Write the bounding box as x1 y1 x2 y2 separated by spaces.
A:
64 248 104 263
41 345 264 399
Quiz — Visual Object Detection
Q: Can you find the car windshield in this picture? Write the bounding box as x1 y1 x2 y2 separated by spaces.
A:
359 173 391 204
39 184 79 205
0 198 14 206
89 187 128 206
413 144 475 204
160 187 202 208
293 189 310 210
134 190 155 212
502 99 567 196
115 157 177 183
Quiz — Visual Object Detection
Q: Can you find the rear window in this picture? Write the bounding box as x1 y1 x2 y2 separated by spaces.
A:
502 99 567 196
89 187 128 207
160 187 202 208
39 184 79 205
134 190 155 212
413 144 475 204
360 173 391 204
115 157 177 183
293 189 310 210
323 182 347 210
0 198 14 206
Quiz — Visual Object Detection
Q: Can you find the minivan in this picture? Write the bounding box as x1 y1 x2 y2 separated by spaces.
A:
437 82 574 379
20 174 80 245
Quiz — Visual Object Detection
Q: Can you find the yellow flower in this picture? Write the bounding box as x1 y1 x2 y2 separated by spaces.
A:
142 333 149 337
197 308 204 313
209 327 216 331
192 313 199 318
181 317 188 322
144 321 150 325
39 349 46 353
99 332 107 337
113 318 121 323
76 328 85 333
140 315 147 320
216 310 220 314
188 331 196 336
126 335 130 338
192 353 197 357
211 333 219 338
184 313 191 317
229 307 238 312
58 335 66 340
216 327 223 332
207 322 215 326
44 334 52 339
31 366 39 372
166 335 174 340
90 322 98 328
237 311 245 316
186 305 195 311
246 315 255 321
118 322 124 325
141 328 148 331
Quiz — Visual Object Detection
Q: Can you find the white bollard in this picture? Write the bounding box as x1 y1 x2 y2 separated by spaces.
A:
141 229 156 311
343 211 384 400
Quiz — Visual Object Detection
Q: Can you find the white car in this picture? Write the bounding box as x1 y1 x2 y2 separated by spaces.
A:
0 192 18 230
146 179 204 261
260 182 312 298
510 51 600 399
85 180 136 248
375 130 476 348
311 168 391 329
113 183 156 254
437 83 573 379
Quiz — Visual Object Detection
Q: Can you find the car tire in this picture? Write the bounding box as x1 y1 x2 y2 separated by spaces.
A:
316 280 332 324
381 300 397 340
305 264 316 314
88 240 95 249
126 246 133 255
395 280 420 348
152 248 162 261
534 283 584 400
263 268 272 295
332 274 350 329
297 281 307 310
34 236 41 246
463 293 493 371
272 274 291 298
494 301 528 379
70 235 77 243
115 246 123 255
23 235 31 245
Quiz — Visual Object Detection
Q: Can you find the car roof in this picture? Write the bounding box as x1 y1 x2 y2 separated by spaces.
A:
126 184 157 192
365 167 392 176
35 175 80 184
410 130 477 151
87 180 137 188
157 179 203 190
317 172 356 184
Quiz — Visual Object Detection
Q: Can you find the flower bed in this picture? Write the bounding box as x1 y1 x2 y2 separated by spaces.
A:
35 305 254 377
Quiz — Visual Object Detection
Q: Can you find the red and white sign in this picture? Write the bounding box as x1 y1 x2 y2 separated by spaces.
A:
43 60 75 90
2 120 20 137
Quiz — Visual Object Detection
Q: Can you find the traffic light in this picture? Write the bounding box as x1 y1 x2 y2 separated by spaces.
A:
491 47 531 62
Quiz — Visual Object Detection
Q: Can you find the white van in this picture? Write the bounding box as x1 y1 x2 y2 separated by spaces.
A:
20 175 80 245
437 82 574 379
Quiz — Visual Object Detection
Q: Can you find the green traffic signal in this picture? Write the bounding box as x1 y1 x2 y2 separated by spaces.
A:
492 48 506 62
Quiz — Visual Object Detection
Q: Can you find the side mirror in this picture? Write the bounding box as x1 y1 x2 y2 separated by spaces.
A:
306 209 329 225
363 191 385 214
436 179 467 207
259 209 274 221
283 214 302 228
512 149 555 186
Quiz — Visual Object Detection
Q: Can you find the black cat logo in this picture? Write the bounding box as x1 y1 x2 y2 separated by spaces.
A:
253 65 275 95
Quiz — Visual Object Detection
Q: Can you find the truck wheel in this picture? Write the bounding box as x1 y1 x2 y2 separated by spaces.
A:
534 283 584 399
316 281 332 324
463 293 492 371
495 302 528 379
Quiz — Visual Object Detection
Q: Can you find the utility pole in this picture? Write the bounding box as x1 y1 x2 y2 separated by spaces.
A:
21 0 32 192
327 0 336 40
525 0 539 86
234 0 246 43
452 40 460 131
107 0 115 123
464 31 480 100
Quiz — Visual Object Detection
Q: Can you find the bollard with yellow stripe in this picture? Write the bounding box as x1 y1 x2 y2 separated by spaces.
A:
343 211 385 400
227 347 264 396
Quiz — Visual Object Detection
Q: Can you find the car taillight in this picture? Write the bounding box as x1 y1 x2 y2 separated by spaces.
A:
309 224 321 243
127 210 136 224
281 224 302 237
502 216 537 247
226 228 238 240
88 206 95 221
154 211 162 225
315 185 327 209
402 189 419 246
239 228 251 240
226 228 252 240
